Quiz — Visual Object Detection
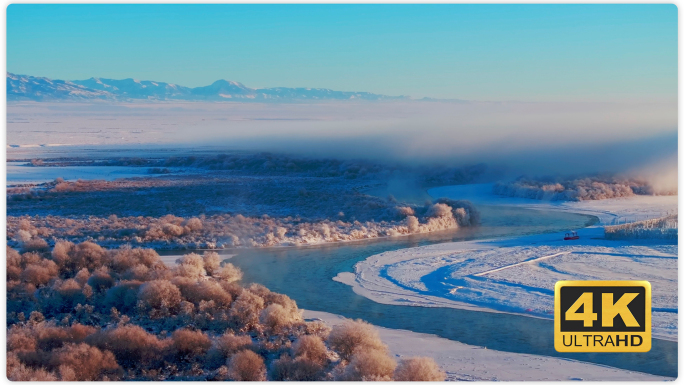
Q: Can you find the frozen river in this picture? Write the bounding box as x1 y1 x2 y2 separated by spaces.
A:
6 162 159 185
160 205 677 378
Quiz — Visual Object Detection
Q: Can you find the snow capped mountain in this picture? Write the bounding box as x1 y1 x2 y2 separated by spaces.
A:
7 73 114 101
7 72 408 102
72 77 192 99
190 79 256 100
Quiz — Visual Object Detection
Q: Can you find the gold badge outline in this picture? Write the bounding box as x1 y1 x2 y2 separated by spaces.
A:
554 280 651 353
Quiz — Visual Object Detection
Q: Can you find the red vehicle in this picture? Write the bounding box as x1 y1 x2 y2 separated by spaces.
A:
564 231 579 240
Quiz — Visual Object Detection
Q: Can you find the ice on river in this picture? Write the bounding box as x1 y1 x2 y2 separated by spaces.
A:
335 185 678 340
6 162 168 185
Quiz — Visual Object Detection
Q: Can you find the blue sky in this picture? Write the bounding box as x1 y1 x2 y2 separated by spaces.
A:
7 4 677 101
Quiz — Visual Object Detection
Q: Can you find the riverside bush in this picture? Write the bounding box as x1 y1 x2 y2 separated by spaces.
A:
6 242 443 380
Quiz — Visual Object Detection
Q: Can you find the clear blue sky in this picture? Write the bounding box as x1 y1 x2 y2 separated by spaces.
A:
7 4 677 101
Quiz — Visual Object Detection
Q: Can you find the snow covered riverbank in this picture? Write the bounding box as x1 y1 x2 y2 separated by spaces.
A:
303 310 671 381
334 184 678 340
429 183 677 225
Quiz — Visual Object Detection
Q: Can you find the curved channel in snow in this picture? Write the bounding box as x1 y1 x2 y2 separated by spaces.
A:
334 184 678 340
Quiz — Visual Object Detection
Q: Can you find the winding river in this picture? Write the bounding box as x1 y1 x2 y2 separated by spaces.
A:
161 205 677 377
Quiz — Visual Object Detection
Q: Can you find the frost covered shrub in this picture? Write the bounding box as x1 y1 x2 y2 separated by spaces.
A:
7 321 95 356
427 202 452 218
394 206 415 217
49 343 121 380
85 324 168 367
303 321 332 340
7 324 38 353
337 348 397 381
179 280 233 308
103 280 142 312
328 319 388 360
163 223 185 237
434 198 480 226
394 357 446 381
7 246 22 281
7 353 59 381
73 241 107 271
227 350 267 381
108 246 162 273
35 323 96 351
271 334 330 380
292 335 328 365
51 241 75 273
175 252 206 279
202 251 221 275
51 241 107 273
87 268 115 292
171 329 212 358
52 279 87 310
229 290 265 330
138 279 182 313
270 354 325 381
260 304 298 332
17 229 32 243
215 263 243 282
184 217 203 232
22 237 49 252
74 268 90 286
21 258 59 286
214 332 253 357
205 331 253 369
253 284 303 331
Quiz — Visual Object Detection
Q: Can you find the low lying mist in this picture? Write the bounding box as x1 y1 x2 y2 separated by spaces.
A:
8 99 677 184
626 155 678 195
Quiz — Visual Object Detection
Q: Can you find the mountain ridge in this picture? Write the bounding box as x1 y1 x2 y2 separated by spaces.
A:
7 72 410 102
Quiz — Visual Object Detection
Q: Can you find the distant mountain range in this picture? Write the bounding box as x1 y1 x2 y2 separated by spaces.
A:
7 72 409 102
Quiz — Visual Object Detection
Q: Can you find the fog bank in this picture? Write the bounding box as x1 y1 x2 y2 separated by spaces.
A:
8 100 676 178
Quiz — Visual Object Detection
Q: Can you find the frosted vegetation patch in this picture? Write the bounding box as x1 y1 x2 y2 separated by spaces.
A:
8 199 478 250
7 153 482 250
8 153 485 218
493 176 676 202
605 215 678 240
14 152 487 185
7 242 445 381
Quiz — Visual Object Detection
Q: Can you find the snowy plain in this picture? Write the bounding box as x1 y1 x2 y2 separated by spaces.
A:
335 184 678 340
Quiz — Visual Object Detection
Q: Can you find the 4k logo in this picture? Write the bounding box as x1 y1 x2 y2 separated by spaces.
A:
554 281 651 353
